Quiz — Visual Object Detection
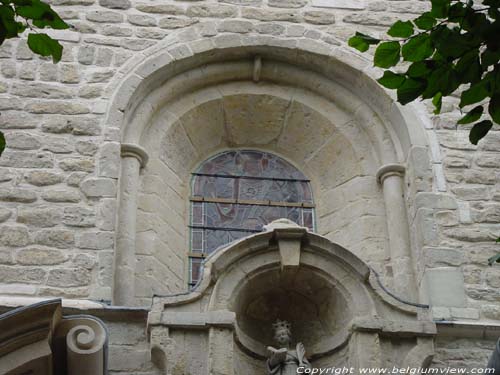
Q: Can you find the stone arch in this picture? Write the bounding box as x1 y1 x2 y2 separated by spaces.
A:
107 26 438 306
147 221 436 371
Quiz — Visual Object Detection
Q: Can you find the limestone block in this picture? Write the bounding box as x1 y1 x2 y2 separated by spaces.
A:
47 268 91 287
59 157 95 172
475 152 500 168
75 140 98 156
450 307 479 320
255 22 286 35
0 266 46 284
11 82 73 100
159 121 198 177
0 207 12 223
80 177 117 197
187 4 238 17
462 265 482 284
17 207 63 227
99 0 131 9
423 247 464 267
34 229 75 248
218 19 254 33
16 248 67 265
423 267 466 307
67 172 88 187
159 16 199 29
444 226 497 242
432 307 451 320
0 151 53 169
0 187 37 203
97 198 116 231
0 111 37 130
481 305 500 320
76 231 114 249
451 185 491 201
312 0 364 9
414 192 458 210
127 14 157 26
97 142 120 178
343 12 401 26
63 206 96 227
241 7 300 22
0 225 30 247
42 136 74 154
73 253 97 269
87 10 124 23
26 100 89 114
136 3 184 14
303 10 336 24
269 0 305 7
41 189 81 203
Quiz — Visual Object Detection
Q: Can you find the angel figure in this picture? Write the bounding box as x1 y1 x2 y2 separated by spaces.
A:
266 319 311 374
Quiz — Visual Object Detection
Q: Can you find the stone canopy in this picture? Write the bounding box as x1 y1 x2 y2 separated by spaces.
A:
147 220 436 374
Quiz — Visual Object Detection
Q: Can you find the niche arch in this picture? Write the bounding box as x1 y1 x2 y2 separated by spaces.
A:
105 26 437 306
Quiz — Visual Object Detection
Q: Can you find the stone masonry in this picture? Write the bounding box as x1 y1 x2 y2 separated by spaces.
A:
0 0 499 372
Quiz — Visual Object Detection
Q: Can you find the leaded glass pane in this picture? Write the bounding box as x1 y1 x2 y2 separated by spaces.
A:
188 150 315 288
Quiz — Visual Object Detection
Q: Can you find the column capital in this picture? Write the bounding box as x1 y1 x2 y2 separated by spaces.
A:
121 143 149 168
376 163 405 185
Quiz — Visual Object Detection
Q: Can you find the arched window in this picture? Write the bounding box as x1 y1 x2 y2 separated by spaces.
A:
189 150 315 287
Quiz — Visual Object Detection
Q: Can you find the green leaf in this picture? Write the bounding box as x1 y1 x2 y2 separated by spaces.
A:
460 77 492 108
414 12 436 30
430 0 450 18
457 106 483 124
0 131 4 157
489 93 500 124
456 49 482 85
402 34 434 62
488 252 500 266
432 92 442 114
377 71 406 89
397 77 426 104
374 41 401 68
407 61 433 78
481 50 500 68
469 120 493 145
27 33 63 63
348 32 380 52
388 21 414 38
16 0 68 29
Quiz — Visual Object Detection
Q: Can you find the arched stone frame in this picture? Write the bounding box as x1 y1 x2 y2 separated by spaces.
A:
102 25 444 306
146 221 437 373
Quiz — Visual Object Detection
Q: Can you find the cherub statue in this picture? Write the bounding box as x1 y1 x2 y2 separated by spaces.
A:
266 320 311 374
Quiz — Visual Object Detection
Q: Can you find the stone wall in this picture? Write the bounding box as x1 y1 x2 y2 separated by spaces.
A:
0 0 498 366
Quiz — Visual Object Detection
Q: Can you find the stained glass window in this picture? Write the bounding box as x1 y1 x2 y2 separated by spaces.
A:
188 150 315 287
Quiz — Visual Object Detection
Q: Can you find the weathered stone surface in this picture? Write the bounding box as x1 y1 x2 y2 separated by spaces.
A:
99 0 131 9
0 266 46 284
217 19 254 33
87 10 124 23
451 185 491 201
241 7 300 21
76 231 114 249
423 247 464 267
0 207 12 223
97 198 116 230
159 16 199 29
136 3 184 14
63 206 96 227
5 132 40 150
26 100 90 114
59 157 95 172
343 12 400 26
17 207 63 227
34 229 75 248
187 4 238 17
16 248 67 265
303 10 335 24
0 225 30 247
80 178 117 197
0 151 53 168
127 14 157 26
0 187 37 203
97 142 120 178
41 189 81 203
269 0 305 7
25 171 64 186
76 140 99 156
471 203 500 223
47 268 91 287
74 253 97 269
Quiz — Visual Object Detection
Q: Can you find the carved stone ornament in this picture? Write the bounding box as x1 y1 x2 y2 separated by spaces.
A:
0 299 108 375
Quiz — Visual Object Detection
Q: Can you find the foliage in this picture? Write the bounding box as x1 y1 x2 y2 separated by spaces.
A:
0 0 68 155
349 0 500 145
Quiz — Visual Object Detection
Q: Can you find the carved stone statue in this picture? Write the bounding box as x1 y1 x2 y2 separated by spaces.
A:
266 320 311 374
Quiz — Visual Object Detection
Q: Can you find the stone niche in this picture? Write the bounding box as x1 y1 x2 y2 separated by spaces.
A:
0 299 107 375
147 220 437 374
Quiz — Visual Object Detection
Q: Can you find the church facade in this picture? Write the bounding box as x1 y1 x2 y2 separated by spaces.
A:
0 0 499 372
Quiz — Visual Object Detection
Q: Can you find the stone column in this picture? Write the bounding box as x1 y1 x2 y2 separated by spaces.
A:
376 164 417 300
113 143 149 306
208 327 234 375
